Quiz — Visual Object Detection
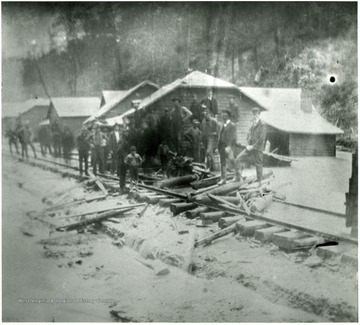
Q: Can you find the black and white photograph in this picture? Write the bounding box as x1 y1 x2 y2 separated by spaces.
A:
2 1 358 322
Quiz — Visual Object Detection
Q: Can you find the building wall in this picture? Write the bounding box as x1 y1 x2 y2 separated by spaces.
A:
48 104 88 135
20 105 49 139
2 117 17 134
61 117 89 135
289 134 336 156
104 84 159 119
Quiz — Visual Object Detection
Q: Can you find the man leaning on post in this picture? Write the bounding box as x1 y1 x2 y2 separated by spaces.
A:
235 107 267 183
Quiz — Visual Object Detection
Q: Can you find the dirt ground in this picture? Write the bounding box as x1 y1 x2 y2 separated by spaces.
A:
2 152 357 322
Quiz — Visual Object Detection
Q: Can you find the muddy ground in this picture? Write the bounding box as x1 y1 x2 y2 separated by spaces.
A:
2 153 358 322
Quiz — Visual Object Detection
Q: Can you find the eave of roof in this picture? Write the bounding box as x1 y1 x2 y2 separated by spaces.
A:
85 80 159 124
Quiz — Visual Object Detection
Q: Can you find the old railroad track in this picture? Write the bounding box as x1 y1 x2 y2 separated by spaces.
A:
6 151 357 268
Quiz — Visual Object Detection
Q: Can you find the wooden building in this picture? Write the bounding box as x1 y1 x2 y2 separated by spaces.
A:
114 71 343 157
2 102 26 134
118 71 241 125
19 98 50 139
48 97 100 134
238 87 343 156
84 81 159 126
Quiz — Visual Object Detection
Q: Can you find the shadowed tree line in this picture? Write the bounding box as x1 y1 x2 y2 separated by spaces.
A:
2 2 357 133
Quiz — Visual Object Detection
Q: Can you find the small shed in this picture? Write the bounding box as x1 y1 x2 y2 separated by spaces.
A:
2 101 26 133
48 97 101 134
84 81 159 126
19 98 50 138
238 87 344 156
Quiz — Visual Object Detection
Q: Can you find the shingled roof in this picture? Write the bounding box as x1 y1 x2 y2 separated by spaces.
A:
239 87 343 135
50 97 100 117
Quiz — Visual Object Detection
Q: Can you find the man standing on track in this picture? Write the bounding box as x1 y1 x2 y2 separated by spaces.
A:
217 110 237 185
76 127 90 176
235 107 267 183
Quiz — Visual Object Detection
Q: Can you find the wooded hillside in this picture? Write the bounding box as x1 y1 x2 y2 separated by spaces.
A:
2 2 357 133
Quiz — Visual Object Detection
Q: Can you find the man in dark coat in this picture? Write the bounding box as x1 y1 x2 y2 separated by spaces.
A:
6 128 19 155
228 96 239 123
117 125 130 193
189 94 203 122
76 127 90 176
170 97 192 154
51 121 62 157
235 107 267 183
62 127 75 165
217 110 237 184
184 119 202 162
201 88 218 117
38 125 52 157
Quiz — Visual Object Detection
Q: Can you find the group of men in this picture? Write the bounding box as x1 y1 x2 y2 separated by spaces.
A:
76 122 142 192
161 88 266 184
6 88 267 190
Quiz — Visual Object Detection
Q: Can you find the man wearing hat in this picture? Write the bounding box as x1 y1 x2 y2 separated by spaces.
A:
201 88 218 117
201 108 220 166
235 107 267 183
217 110 237 185
108 123 122 174
170 96 192 154
228 96 239 123
184 118 202 162
76 126 90 176
87 122 107 175
189 93 203 122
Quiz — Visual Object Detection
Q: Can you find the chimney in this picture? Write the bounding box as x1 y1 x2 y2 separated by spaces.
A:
301 89 313 113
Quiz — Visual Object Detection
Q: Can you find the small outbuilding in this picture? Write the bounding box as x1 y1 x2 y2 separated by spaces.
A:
48 97 101 134
84 81 159 126
19 98 50 138
238 87 344 156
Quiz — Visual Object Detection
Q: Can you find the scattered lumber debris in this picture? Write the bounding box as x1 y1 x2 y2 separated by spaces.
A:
155 174 199 189
218 216 245 229
185 206 209 219
200 211 227 222
195 223 239 247
87 171 108 196
56 206 138 231
57 203 146 220
170 202 197 216
263 151 296 167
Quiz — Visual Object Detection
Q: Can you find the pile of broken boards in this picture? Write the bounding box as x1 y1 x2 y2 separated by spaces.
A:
145 168 289 248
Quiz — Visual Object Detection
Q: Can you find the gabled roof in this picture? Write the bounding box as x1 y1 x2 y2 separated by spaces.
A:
84 80 159 124
239 87 343 135
51 97 101 117
101 90 128 105
118 70 239 122
2 98 50 118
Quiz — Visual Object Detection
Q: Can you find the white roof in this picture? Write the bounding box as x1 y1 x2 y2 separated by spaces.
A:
239 87 343 135
51 97 100 117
